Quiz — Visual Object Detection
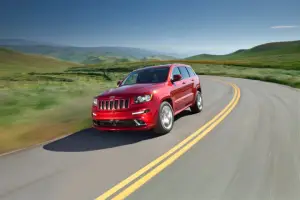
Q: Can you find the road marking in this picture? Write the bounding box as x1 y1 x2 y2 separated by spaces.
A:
95 81 240 200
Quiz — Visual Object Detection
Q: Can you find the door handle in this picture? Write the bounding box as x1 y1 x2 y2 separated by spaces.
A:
191 79 194 81
182 82 186 84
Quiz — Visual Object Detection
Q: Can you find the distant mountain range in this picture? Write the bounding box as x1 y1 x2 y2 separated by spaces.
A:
0 39 63 46
0 39 177 63
186 40 300 60
2 39 299 69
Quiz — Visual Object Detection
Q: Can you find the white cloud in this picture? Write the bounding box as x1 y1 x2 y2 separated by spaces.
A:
271 25 298 29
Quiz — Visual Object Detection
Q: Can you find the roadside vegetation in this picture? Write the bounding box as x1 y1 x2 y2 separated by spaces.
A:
0 42 300 153
0 73 115 153
0 49 115 153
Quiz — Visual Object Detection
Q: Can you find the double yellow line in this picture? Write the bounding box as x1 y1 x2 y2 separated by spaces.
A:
96 81 240 200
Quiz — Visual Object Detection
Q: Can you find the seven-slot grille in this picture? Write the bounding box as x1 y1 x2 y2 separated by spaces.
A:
98 98 129 110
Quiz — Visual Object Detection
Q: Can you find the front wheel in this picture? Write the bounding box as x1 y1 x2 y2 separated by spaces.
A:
154 101 174 135
190 91 203 114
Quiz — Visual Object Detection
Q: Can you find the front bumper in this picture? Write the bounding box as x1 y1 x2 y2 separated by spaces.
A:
92 106 158 131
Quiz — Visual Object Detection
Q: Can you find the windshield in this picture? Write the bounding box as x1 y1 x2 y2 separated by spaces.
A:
121 67 170 86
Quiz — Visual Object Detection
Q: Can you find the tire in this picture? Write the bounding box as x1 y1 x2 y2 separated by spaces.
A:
154 101 174 135
190 91 203 114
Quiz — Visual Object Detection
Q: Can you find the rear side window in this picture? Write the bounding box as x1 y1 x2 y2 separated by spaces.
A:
178 66 190 79
172 67 181 77
186 67 196 76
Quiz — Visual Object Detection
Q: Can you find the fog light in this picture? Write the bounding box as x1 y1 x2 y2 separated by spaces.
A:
92 112 97 116
132 109 150 115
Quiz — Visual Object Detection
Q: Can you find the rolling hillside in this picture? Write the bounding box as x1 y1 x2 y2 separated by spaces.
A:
0 48 80 76
82 54 175 64
82 55 139 64
186 40 300 69
187 40 300 60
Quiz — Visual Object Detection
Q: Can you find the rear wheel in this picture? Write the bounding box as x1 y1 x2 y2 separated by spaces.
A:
190 91 203 113
154 101 174 135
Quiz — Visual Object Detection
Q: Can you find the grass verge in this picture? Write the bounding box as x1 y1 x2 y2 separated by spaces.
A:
0 74 114 154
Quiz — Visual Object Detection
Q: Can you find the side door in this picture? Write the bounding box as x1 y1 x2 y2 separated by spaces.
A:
170 66 186 112
178 66 194 106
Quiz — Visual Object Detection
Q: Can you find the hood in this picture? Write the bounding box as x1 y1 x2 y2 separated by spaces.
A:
98 83 165 97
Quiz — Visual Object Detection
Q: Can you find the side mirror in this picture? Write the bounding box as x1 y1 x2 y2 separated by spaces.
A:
117 80 122 87
172 74 182 82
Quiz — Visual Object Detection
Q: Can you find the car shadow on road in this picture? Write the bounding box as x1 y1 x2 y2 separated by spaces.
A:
43 109 193 153
43 129 160 152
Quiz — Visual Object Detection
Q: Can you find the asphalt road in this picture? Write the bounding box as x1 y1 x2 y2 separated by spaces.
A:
0 76 299 200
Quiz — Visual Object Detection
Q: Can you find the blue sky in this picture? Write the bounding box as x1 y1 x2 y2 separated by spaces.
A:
0 0 299 56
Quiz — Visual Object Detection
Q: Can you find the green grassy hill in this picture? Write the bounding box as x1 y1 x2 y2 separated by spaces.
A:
187 40 300 59
186 40 300 69
0 48 80 76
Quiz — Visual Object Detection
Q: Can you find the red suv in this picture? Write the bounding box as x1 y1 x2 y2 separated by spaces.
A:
92 63 203 134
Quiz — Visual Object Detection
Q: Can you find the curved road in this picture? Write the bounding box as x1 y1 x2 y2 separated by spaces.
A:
0 76 300 200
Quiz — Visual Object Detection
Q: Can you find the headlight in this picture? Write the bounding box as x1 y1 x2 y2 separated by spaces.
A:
93 98 98 106
134 94 152 104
